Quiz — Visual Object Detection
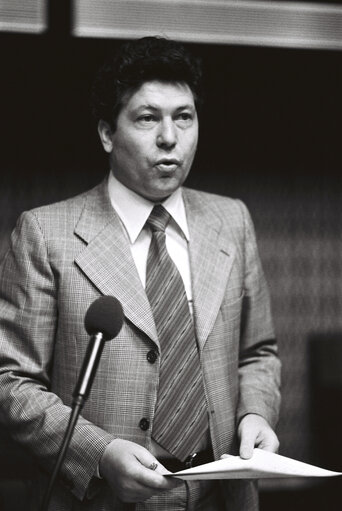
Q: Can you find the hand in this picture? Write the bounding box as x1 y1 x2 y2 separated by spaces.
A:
99 438 182 503
237 413 279 459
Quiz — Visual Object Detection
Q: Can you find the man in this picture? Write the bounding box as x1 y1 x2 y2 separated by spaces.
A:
0 37 280 510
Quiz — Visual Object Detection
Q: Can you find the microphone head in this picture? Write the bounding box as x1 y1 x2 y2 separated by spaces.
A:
84 296 124 341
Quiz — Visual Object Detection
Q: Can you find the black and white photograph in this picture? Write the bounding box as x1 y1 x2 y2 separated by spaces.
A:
0 1 341 510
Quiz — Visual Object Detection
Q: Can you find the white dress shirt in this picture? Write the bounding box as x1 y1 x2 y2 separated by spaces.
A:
107 172 193 312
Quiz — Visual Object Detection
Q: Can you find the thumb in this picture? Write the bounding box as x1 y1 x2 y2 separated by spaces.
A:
239 430 255 459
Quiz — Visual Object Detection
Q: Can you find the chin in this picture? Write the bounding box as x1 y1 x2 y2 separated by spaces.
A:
147 181 181 201
148 192 173 202
156 187 179 201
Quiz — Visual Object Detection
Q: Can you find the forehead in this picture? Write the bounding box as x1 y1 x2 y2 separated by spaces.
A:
122 81 196 112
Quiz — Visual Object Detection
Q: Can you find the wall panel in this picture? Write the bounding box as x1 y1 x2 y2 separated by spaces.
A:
73 0 342 50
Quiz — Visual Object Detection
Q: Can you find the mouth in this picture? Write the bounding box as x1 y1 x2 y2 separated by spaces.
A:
154 159 181 173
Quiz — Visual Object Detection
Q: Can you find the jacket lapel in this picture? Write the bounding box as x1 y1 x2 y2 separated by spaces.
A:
74 181 158 346
184 189 236 350
73 182 235 349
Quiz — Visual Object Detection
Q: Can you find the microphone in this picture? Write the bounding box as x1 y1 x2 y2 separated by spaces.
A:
41 296 124 511
73 296 124 406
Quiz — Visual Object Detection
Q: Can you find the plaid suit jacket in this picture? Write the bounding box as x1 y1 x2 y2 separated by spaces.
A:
0 179 280 510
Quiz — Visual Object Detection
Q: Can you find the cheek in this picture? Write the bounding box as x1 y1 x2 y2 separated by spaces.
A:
184 130 198 155
114 139 142 168
185 140 198 164
126 139 151 166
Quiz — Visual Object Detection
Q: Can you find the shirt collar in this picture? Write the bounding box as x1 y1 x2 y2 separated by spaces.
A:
107 172 190 243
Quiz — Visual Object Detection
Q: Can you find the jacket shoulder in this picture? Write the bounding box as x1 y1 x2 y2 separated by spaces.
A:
31 184 100 217
183 187 249 220
19 181 106 232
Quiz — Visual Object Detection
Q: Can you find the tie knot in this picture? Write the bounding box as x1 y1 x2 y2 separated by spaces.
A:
147 205 171 232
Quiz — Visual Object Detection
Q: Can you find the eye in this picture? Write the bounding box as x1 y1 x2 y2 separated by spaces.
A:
136 114 158 125
175 111 194 126
178 112 192 120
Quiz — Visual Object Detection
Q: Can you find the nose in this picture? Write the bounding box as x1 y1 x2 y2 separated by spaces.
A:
156 118 177 149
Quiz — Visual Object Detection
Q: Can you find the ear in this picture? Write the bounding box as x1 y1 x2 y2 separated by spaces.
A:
98 120 114 153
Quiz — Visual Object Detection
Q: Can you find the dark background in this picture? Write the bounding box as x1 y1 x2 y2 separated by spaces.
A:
0 2 341 509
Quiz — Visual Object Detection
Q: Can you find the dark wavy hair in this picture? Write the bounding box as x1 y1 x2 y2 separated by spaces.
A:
91 36 203 130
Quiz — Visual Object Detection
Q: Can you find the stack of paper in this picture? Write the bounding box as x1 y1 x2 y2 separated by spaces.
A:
167 448 342 480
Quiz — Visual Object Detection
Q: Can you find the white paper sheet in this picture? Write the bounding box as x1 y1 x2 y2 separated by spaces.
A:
167 448 342 480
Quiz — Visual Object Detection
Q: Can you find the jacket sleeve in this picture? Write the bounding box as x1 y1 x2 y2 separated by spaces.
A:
0 211 114 501
236 201 281 429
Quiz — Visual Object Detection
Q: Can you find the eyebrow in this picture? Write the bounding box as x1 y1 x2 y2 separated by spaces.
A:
134 104 196 112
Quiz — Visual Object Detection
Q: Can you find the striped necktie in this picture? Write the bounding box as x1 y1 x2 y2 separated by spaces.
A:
145 204 208 461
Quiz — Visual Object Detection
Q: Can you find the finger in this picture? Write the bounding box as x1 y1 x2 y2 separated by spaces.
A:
239 430 256 459
133 452 181 490
116 465 174 503
155 460 184 488
148 462 159 471
146 460 177 478
256 432 280 453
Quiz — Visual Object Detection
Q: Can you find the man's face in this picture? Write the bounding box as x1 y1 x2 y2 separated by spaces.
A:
101 81 198 202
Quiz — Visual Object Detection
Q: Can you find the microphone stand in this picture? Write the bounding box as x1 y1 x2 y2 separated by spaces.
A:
40 332 105 511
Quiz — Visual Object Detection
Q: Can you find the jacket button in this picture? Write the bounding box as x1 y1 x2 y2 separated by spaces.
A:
139 418 150 431
146 350 157 364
